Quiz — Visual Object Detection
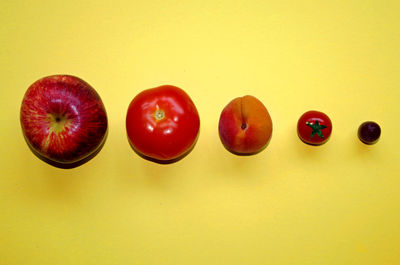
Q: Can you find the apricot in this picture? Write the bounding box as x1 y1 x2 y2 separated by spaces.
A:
218 95 273 155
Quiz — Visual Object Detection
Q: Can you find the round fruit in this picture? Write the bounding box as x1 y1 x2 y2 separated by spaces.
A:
20 75 108 168
126 85 200 162
297 110 332 145
218 95 273 155
358 121 381 145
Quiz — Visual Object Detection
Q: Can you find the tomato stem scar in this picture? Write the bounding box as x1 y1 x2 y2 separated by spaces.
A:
306 121 327 139
154 110 165 120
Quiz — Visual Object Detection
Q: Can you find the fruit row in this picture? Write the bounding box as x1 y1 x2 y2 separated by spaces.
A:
20 75 381 168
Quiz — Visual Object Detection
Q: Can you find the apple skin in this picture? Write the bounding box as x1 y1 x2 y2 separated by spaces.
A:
20 75 108 168
218 95 273 155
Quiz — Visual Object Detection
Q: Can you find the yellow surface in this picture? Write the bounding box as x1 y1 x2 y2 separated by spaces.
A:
1 0 400 264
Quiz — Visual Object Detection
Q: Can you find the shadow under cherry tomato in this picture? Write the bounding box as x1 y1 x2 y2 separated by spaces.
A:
296 129 331 146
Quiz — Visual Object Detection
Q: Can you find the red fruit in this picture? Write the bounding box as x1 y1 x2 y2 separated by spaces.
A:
20 75 108 168
126 85 200 163
297 110 332 145
218 95 273 155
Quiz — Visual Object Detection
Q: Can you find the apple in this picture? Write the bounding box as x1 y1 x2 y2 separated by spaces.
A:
20 75 108 168
218 95 273 155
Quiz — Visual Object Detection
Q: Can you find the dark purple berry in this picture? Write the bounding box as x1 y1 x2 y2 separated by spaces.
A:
358 121 381 145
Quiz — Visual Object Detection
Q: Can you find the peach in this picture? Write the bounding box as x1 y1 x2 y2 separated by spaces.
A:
218 95 273 155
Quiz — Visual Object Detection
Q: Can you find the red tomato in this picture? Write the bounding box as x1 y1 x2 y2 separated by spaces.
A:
297 110 332 145
126 85 200 162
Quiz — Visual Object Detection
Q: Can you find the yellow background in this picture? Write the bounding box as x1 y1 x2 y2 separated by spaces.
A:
1 0 400 264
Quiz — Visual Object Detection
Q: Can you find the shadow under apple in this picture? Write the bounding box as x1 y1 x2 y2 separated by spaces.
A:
24 131 108 169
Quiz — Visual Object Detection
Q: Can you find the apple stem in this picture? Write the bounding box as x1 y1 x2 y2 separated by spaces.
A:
241 123 247 130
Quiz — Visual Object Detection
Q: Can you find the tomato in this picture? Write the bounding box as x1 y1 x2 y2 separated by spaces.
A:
297 110 332 145
126 85 200 162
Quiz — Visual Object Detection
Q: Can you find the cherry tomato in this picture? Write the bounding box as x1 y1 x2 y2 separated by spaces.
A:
297 110 332 145
126 85 200 162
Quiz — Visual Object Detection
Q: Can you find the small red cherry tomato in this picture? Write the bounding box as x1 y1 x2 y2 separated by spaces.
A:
126 85 200 162
297 110 332 145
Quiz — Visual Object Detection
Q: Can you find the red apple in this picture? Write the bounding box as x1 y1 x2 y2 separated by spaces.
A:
218 95 273 155
20 75 108 168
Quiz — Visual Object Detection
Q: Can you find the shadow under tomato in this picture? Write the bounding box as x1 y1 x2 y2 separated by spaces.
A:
127 134 199 164
292 128 325 160
24 130 108 169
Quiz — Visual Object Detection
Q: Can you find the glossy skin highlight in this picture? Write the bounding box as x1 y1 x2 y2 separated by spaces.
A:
218 95 273 155
126 85 200 162
20 75 108 167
